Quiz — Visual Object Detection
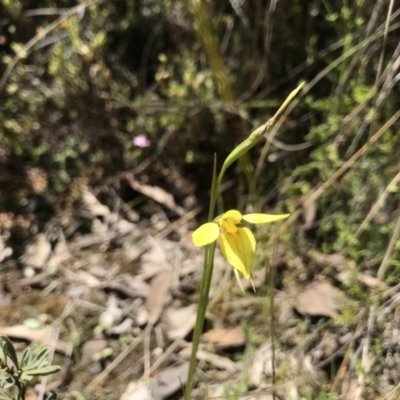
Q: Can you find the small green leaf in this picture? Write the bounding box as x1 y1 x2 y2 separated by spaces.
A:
23 365 61 377
0 336 19 369
20 372 35 383
2 375 15 389
20 347 32 368
24 347 50 370
0 351 6 366
0 337 9 365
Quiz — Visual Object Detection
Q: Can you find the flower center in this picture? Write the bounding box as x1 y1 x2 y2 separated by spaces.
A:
220 216 239 234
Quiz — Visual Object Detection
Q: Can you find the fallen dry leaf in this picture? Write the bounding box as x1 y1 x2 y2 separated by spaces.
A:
337 270 384 289
0 325 69 354
0 238 12 262
164 304 197 340
302 198 317 230
308 250 346 269
202 326 246 349
126 174 185 216
20 233 51 269
120 362 189 400
140 239 175 277
81 187 111 219
341 378 359 400
294 281 341 317
146 269 173 325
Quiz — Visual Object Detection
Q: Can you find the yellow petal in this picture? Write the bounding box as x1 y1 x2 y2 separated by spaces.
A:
222 210 242 223
219 227 255 279
233 269 245 294
233 269 256 294
192 222 220 247
242 213 290 224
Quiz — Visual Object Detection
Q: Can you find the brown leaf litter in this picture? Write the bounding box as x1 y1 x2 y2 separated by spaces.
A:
1 186 400 400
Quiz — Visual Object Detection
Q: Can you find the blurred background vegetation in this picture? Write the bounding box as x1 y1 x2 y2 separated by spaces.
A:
1 0 400 279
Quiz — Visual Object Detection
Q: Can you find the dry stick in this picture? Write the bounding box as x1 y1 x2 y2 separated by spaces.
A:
357 170 400 236
374 0 395 90
0 0 102 94
142 339 183 381
154 207 202 240
386 382 400 400
367 1 399 159
377 200 400 280
355 305 376 400
330 343 353 394
24 8 71 17
316 328 364 370
119 338 184 390
86 323 153 393
343 89 377 124
268 109 400 246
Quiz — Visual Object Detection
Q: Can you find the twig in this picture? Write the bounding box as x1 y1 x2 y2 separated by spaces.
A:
357 170 400 236
86 324 152 392
377 200 400 279
355 306 376 400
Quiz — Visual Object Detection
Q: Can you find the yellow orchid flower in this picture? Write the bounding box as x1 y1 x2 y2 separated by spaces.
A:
192 210 289 291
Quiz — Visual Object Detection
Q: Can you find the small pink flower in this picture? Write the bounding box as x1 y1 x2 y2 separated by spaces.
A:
132 135 150 148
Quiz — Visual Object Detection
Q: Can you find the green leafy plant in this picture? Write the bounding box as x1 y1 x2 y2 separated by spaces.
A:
0 336 60 400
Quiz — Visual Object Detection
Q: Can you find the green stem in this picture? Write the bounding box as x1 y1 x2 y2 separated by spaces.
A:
15 375 26 400
185 156 220 400
184 242 216 400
